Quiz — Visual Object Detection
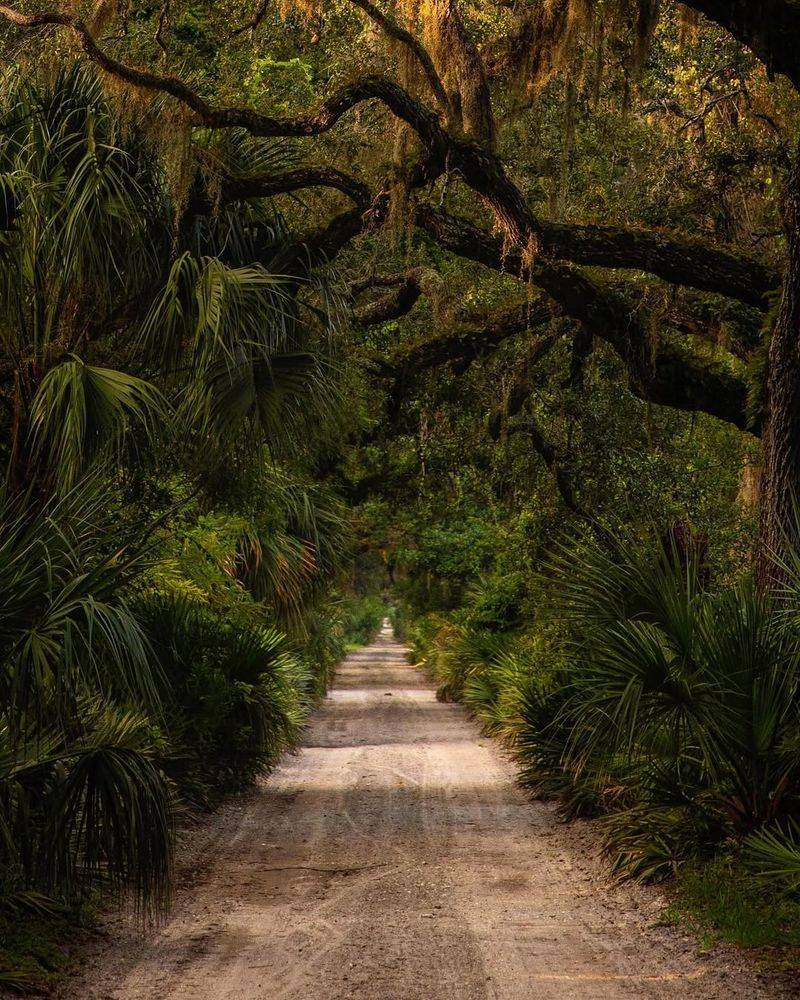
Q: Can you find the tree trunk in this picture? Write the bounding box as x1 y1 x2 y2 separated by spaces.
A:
759 151 800 578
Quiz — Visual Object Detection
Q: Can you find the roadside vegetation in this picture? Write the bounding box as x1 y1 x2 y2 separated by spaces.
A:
2 0 800 989
341 595 387 648
399 531 800 964
0 67 369 992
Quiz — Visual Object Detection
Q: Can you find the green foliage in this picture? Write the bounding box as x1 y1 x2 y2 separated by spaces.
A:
0 484 174 917
0 65 353 986
0 482 158 723
744 820 800 897
664 856 800 959
0 65 161 363
549 535 800 836
243 56 316 112
31 359 166 492
140 252 338 465
340 595 385 647
403 528 800 924
136 593 317 801
2 0 799 982
460 572 528 632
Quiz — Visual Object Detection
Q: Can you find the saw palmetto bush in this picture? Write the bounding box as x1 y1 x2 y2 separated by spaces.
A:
460 642 546 744
412 617 511 703
0 484 173 916
135 593 315 802
521 536 800 881
0 64 353 936
410 529 800 889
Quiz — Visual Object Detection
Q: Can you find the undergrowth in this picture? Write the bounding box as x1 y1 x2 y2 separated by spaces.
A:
664 857 800 968
402 531 800 967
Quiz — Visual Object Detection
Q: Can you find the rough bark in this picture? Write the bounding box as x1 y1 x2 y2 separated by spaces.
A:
760 151 800 569
216 167 372 208
538 220 777 308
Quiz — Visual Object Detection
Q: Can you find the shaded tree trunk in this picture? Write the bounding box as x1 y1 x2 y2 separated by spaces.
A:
760 151 800 576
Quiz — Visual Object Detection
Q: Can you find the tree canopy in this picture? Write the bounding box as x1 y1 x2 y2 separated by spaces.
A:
4 1 800 984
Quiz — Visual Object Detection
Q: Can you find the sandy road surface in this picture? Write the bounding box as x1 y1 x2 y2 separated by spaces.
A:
64 624 796 1000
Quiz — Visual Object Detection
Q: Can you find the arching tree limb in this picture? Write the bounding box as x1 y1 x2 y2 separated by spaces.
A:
417 205 776 308
1 4 773 314
0 6 449 147
415 205 752 431
353 268 433 325
372 300 558 419
538 219 778 308
506 415 590 519
680 0 800 90
6 0 760 434
213 166 372 208
0 6 532 252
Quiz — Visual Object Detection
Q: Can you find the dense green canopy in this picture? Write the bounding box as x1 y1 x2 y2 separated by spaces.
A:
3 0 800 985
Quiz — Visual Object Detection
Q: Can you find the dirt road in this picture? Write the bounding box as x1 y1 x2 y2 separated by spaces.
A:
66 624 794 999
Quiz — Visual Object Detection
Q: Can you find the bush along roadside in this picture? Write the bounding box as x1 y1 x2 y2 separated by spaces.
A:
340 595 387 649
0 474 367 993
0 67 366 993
402 531 800 969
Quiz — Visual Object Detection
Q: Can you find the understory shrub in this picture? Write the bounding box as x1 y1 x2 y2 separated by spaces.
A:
340 594 386 647
0 474 350 929
406 532 800 904
136 594 318 802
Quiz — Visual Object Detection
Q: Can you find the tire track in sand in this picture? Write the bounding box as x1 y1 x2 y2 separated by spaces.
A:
61 624 797 1000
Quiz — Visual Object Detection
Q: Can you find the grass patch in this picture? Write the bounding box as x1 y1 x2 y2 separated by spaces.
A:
662 855 800 970
0 907 95 995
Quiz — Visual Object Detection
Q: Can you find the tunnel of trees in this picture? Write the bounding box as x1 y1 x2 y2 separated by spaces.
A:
2 0 800 988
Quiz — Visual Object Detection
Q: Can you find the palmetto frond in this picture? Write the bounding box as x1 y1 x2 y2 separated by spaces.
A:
0 701 173 916
141 253 340 457
0 481 159 717
744 819 800 896
140 253 293 372
0 65 162 360
0 62 349 929
30 357 167 491
549 535 800 834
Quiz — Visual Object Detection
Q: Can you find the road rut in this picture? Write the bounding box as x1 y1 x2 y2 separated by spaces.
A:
65 624 795 999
